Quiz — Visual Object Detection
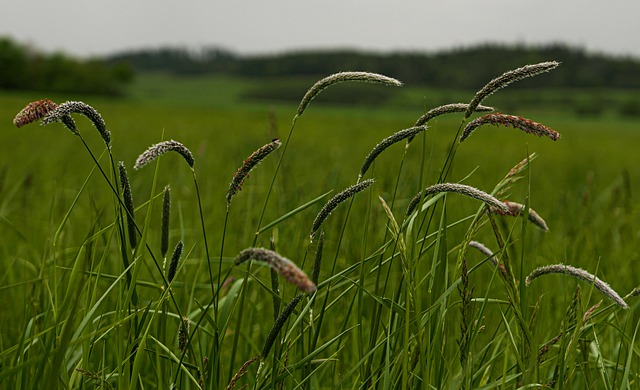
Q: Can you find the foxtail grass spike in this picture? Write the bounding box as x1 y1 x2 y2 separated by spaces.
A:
234 248 316 294
167 241 184 283
178 316 190 352
526 264 628 309
161 185 171 258
490 201 549 231
42 101 110 146
414 103 494 127
359 126 427 178
14 99 78 133
465 61 560 118
297 71 402 116
311 179 374 238
406 182 509 216
134 140 194 170
13 99 59 128
118 161 137 249
261 293 304 358
460 113 561 142
227 138 282 209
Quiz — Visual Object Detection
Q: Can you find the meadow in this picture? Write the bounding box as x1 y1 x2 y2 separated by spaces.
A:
1 66 640 389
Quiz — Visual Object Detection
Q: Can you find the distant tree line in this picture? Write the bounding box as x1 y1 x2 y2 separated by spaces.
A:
0 37 134 95
108 43 640 89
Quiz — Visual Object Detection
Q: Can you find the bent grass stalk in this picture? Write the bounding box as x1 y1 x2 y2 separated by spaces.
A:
296 71 403 116
233 248 316 294
526 264 629 309
406 182 509 216
464 61 560 118
490 201 549 231
310 179 375 239
460 113 562 142
359 126 427 179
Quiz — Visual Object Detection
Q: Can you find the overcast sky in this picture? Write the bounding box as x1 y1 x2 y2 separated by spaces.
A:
2 0 639 58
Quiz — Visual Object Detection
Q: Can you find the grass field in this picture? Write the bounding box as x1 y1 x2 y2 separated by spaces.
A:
1 70 640 389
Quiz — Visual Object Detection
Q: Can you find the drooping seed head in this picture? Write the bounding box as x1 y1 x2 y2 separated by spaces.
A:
311 179 375 238
468 241 508 279
118 161 137 249
414 103 494 127
406 182 509 216
134 140 195 170
13 99 59 128
161 185 171 258
465 61 560 118
42 101 110 146
234 248 316 294
526 263 628 309
227 138 282 209
297 71 402 116
167 241 184 283
460 113 561 142
359 126 427 178
490 201 549 231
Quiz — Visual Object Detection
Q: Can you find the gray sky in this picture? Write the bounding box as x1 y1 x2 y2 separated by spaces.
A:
2 0 639 58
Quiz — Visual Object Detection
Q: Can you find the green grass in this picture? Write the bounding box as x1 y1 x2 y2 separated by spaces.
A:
1 70 640 389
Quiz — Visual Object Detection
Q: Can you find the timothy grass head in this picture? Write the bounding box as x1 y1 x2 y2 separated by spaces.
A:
134 140 195 170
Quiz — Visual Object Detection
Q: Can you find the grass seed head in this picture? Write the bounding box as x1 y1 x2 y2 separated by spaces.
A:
407 182 509 216
360 126 427 178
13 99 59 128
526 263 628 309
311 179 374 238
118 161 137 249
227 138 281 209
490 201 549 231
414 103 494 127
234 248 316 294
42 101 110 146
297 71 402 116
134 140 195 170
465 61 560 118
161 185 171 258
178 316 190 352
167 241 184 284
460 113 561 142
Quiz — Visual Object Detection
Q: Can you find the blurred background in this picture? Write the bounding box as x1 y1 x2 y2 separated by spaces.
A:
1 0 639 117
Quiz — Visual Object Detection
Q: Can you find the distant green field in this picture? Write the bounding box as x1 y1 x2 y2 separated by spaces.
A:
1 72 640 388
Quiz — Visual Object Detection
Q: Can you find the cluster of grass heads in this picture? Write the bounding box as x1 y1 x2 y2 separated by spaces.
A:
1 62 640 390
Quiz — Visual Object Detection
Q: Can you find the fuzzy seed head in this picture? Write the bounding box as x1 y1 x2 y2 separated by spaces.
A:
526 263 628 309
406 182 509 216
13 99 59 128
414 103 494 127
311 179 374 238
234 248 316 294
167 241 184 284
460 113 561 142
178 316 190 352
360 126 427 178
465 61 560 118
227 138 281 209
118 161 137 249
161 185 171 258
134 140 195 170
297 71 402 116
490 201 549 231
42 101 110 145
